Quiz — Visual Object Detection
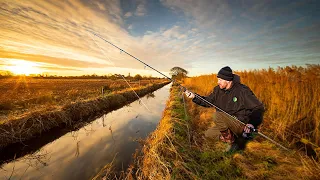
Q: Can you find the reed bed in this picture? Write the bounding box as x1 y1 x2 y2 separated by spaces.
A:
134 81 320 179
184 65 320 155
133 83 244 179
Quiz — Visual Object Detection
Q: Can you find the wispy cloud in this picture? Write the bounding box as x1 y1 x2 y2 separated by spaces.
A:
124 12 133 18
0 0 319 76
0 0 186 75
135 0 147 16
160 0 320 73
0 50 108 69
160 0 231 28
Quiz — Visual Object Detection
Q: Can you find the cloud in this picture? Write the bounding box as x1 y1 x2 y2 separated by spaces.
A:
0 0 127 64
159 0 320 73
0 0 191 76
135 0 147 16
124 12 133 18
95 1 106 11
162 26 186 39
160 0 231 28
0 49 109 70
1 0 319 77
91 0 123 25
40 66 82 72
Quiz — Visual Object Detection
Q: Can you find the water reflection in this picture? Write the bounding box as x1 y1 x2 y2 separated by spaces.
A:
0 83 171 180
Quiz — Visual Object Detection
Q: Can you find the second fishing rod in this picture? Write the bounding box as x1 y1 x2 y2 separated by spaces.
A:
88 30 289 151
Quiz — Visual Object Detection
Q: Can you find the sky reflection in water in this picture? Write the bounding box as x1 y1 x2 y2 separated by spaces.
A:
0 84 171 180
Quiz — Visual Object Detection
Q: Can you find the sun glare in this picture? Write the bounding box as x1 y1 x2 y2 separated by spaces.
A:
6 60 42 75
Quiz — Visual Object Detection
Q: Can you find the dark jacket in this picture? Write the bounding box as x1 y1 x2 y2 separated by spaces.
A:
192 75 264 127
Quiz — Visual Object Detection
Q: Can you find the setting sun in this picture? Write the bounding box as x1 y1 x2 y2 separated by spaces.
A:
5 60 42 75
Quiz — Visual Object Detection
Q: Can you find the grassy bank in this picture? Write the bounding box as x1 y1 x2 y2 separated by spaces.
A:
134 83 320 179
0 81 170 149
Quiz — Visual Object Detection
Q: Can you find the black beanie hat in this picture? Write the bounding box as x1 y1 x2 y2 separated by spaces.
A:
217 66 234 81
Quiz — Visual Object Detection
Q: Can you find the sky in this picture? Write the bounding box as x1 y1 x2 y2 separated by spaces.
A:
0 0 319 77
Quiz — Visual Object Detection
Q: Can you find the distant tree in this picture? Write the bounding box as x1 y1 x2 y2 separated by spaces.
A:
170 67 188 80
126 73 132 81
109 74 117 80
2 71 14 77
134 74 142 80
91 73 98 77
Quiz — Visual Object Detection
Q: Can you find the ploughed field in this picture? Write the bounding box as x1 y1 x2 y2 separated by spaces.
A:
0 77 165 123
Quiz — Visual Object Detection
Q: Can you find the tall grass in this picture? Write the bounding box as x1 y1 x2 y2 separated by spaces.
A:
184 65 320 153
135 82 320 179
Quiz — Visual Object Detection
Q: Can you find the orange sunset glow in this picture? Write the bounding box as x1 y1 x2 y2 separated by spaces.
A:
1 1 318 77
4 60 43 76
0 1 320 180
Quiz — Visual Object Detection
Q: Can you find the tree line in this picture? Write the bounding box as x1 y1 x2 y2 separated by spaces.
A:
0 71 163 80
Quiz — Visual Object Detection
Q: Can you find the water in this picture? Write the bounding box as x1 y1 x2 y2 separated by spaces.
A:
0 83 171 180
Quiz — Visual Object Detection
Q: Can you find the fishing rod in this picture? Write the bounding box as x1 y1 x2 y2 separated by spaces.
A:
88 30 289 151
87 31 151 113
89 31 173 82
186 89 289 151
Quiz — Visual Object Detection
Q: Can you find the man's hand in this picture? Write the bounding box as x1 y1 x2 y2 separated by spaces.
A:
185 90 195 99
180 86 187 92
243 124 254 133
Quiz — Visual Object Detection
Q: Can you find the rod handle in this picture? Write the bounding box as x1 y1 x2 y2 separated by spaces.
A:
179 86 187 92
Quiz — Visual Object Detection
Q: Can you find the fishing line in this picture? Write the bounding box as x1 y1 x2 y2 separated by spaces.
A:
88 30 173 82
180 87 188 119
87 32 151 113
87 30 289 151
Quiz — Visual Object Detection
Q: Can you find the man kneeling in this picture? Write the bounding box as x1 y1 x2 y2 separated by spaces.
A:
184 66 264 151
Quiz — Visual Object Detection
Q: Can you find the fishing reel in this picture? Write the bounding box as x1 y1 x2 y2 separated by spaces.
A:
242 126 258 139
180 86 187 92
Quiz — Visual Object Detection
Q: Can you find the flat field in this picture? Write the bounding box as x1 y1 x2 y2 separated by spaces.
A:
0 77 165 122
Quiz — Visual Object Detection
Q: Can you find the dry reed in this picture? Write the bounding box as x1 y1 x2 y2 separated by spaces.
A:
184 65 320 155
135 70 320 179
